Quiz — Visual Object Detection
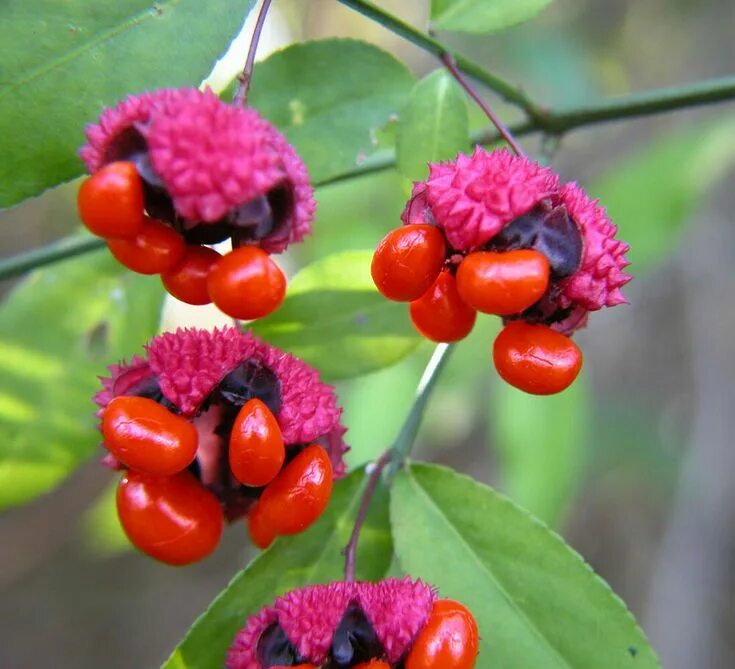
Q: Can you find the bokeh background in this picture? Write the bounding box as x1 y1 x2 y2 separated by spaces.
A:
2 1 734 667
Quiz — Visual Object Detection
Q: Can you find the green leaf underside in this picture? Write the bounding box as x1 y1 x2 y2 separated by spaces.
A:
431 0 553 34
491 375 589 526
396 70 470 181
0 248 162 510
248 38 414 183
391 463 660 668
162 467 392 669
251 250 421 380
592 116 735 273
0 0 255 208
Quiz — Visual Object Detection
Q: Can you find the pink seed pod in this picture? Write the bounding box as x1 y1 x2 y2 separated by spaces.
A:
226 578 438 669
400 147 631 333
80 87 315 254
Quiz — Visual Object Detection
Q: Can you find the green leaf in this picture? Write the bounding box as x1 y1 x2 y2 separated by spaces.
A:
0 246 163 509
251 251 421 380
431 0 553 34
490 375 589 526
391 463 661 668
396 70 469 181
592 117 735 272
0 0 255 208
163 466 392 669
248 39 414 183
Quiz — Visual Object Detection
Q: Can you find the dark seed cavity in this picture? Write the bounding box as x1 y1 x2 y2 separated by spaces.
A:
105 127 148 168
128 376 178 413
487 202 583 280
230 183 294 248
257 623 304 668
329 602 385 668
216 360 282 416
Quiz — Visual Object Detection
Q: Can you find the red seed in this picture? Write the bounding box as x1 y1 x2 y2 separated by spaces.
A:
102 396 198 476
405 599 479 669
371 225 447 301
77 161 145 239
107 217 185 275
229 399 285 487
456 249 550 315
493 321 583 395
207 246 286 320
117 470 223 566
409 270 476 343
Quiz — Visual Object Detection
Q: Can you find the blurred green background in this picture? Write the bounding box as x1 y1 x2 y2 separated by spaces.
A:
1 0 734 667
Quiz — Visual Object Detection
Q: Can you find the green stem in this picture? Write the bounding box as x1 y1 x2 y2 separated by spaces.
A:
341 343 453 580
343 344 453 577
0 235 104 282
538 75 735 133
386 343 455 478
336 0 542 118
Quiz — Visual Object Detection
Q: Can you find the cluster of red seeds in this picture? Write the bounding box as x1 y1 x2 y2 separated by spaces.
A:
372 224 582 394
96 327 346 566
103 396 332 564
227 578 479 669
371 148 631 395
77 161 286 320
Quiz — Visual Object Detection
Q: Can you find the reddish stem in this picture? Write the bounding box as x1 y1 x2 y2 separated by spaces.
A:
233 0 273 106
343 449 392 581
441 52 525 156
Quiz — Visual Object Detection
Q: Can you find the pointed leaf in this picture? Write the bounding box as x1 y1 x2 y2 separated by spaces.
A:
391 463 660 668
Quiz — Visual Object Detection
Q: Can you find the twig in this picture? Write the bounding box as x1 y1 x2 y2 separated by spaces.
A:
387 343 454 477
0 235 104 282
343 449 392 581
233 0 273 106
441 52 525 156
342 344 454 578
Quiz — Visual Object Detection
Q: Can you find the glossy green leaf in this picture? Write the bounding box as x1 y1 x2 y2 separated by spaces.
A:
0 0 254 208
592 117 735 272
248 39 414 183
431 0 553 34
396 70 469 181
490 375 589 526
0 246 163 509
391 463 661 668
162 466 392 669
251 251 421 380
